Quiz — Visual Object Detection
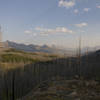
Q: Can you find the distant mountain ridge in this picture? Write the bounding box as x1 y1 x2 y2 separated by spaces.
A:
3 40 100 56
3 40 75 55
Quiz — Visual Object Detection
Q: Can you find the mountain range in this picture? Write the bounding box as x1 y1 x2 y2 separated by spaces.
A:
3 40 75 56
3 40 100 56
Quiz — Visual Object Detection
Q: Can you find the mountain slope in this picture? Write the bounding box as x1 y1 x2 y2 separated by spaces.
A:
0 48 60 70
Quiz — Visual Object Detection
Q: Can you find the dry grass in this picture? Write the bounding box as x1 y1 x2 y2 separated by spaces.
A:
0 48 61 70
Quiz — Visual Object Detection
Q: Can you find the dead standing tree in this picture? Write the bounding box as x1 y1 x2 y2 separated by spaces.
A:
77 36 82 78
12 71 15 100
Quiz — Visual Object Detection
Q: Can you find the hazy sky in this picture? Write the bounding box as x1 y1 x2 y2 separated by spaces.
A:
0 0 100 48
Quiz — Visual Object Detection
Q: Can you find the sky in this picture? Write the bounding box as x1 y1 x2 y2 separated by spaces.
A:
0 0 100 48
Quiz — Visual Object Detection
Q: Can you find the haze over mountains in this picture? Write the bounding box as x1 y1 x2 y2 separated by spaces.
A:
3 40 100 56
3 40 75 56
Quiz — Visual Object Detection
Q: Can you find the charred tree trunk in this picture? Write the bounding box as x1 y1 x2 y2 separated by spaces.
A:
12 71 15 100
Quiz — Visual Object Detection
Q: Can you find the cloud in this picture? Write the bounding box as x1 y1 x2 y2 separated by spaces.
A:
33 33 37 36
83 8 90 12
74 8 91 14
24 30 32 34
35 27 73 34
75 22 88 28
58 0 75 8
96 5 100 8
74 9 79 14
24 30 37 36
25 27 74 36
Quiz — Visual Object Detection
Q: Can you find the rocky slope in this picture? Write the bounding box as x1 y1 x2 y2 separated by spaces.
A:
21 79 100 100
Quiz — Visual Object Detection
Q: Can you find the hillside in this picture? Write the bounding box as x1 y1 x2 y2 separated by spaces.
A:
22 79 100 100
0 48 100 100
0 48 61 70
19 49 100 100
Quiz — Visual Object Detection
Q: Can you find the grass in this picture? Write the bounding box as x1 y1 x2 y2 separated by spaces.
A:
1 54 34 63
0 48 61 70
